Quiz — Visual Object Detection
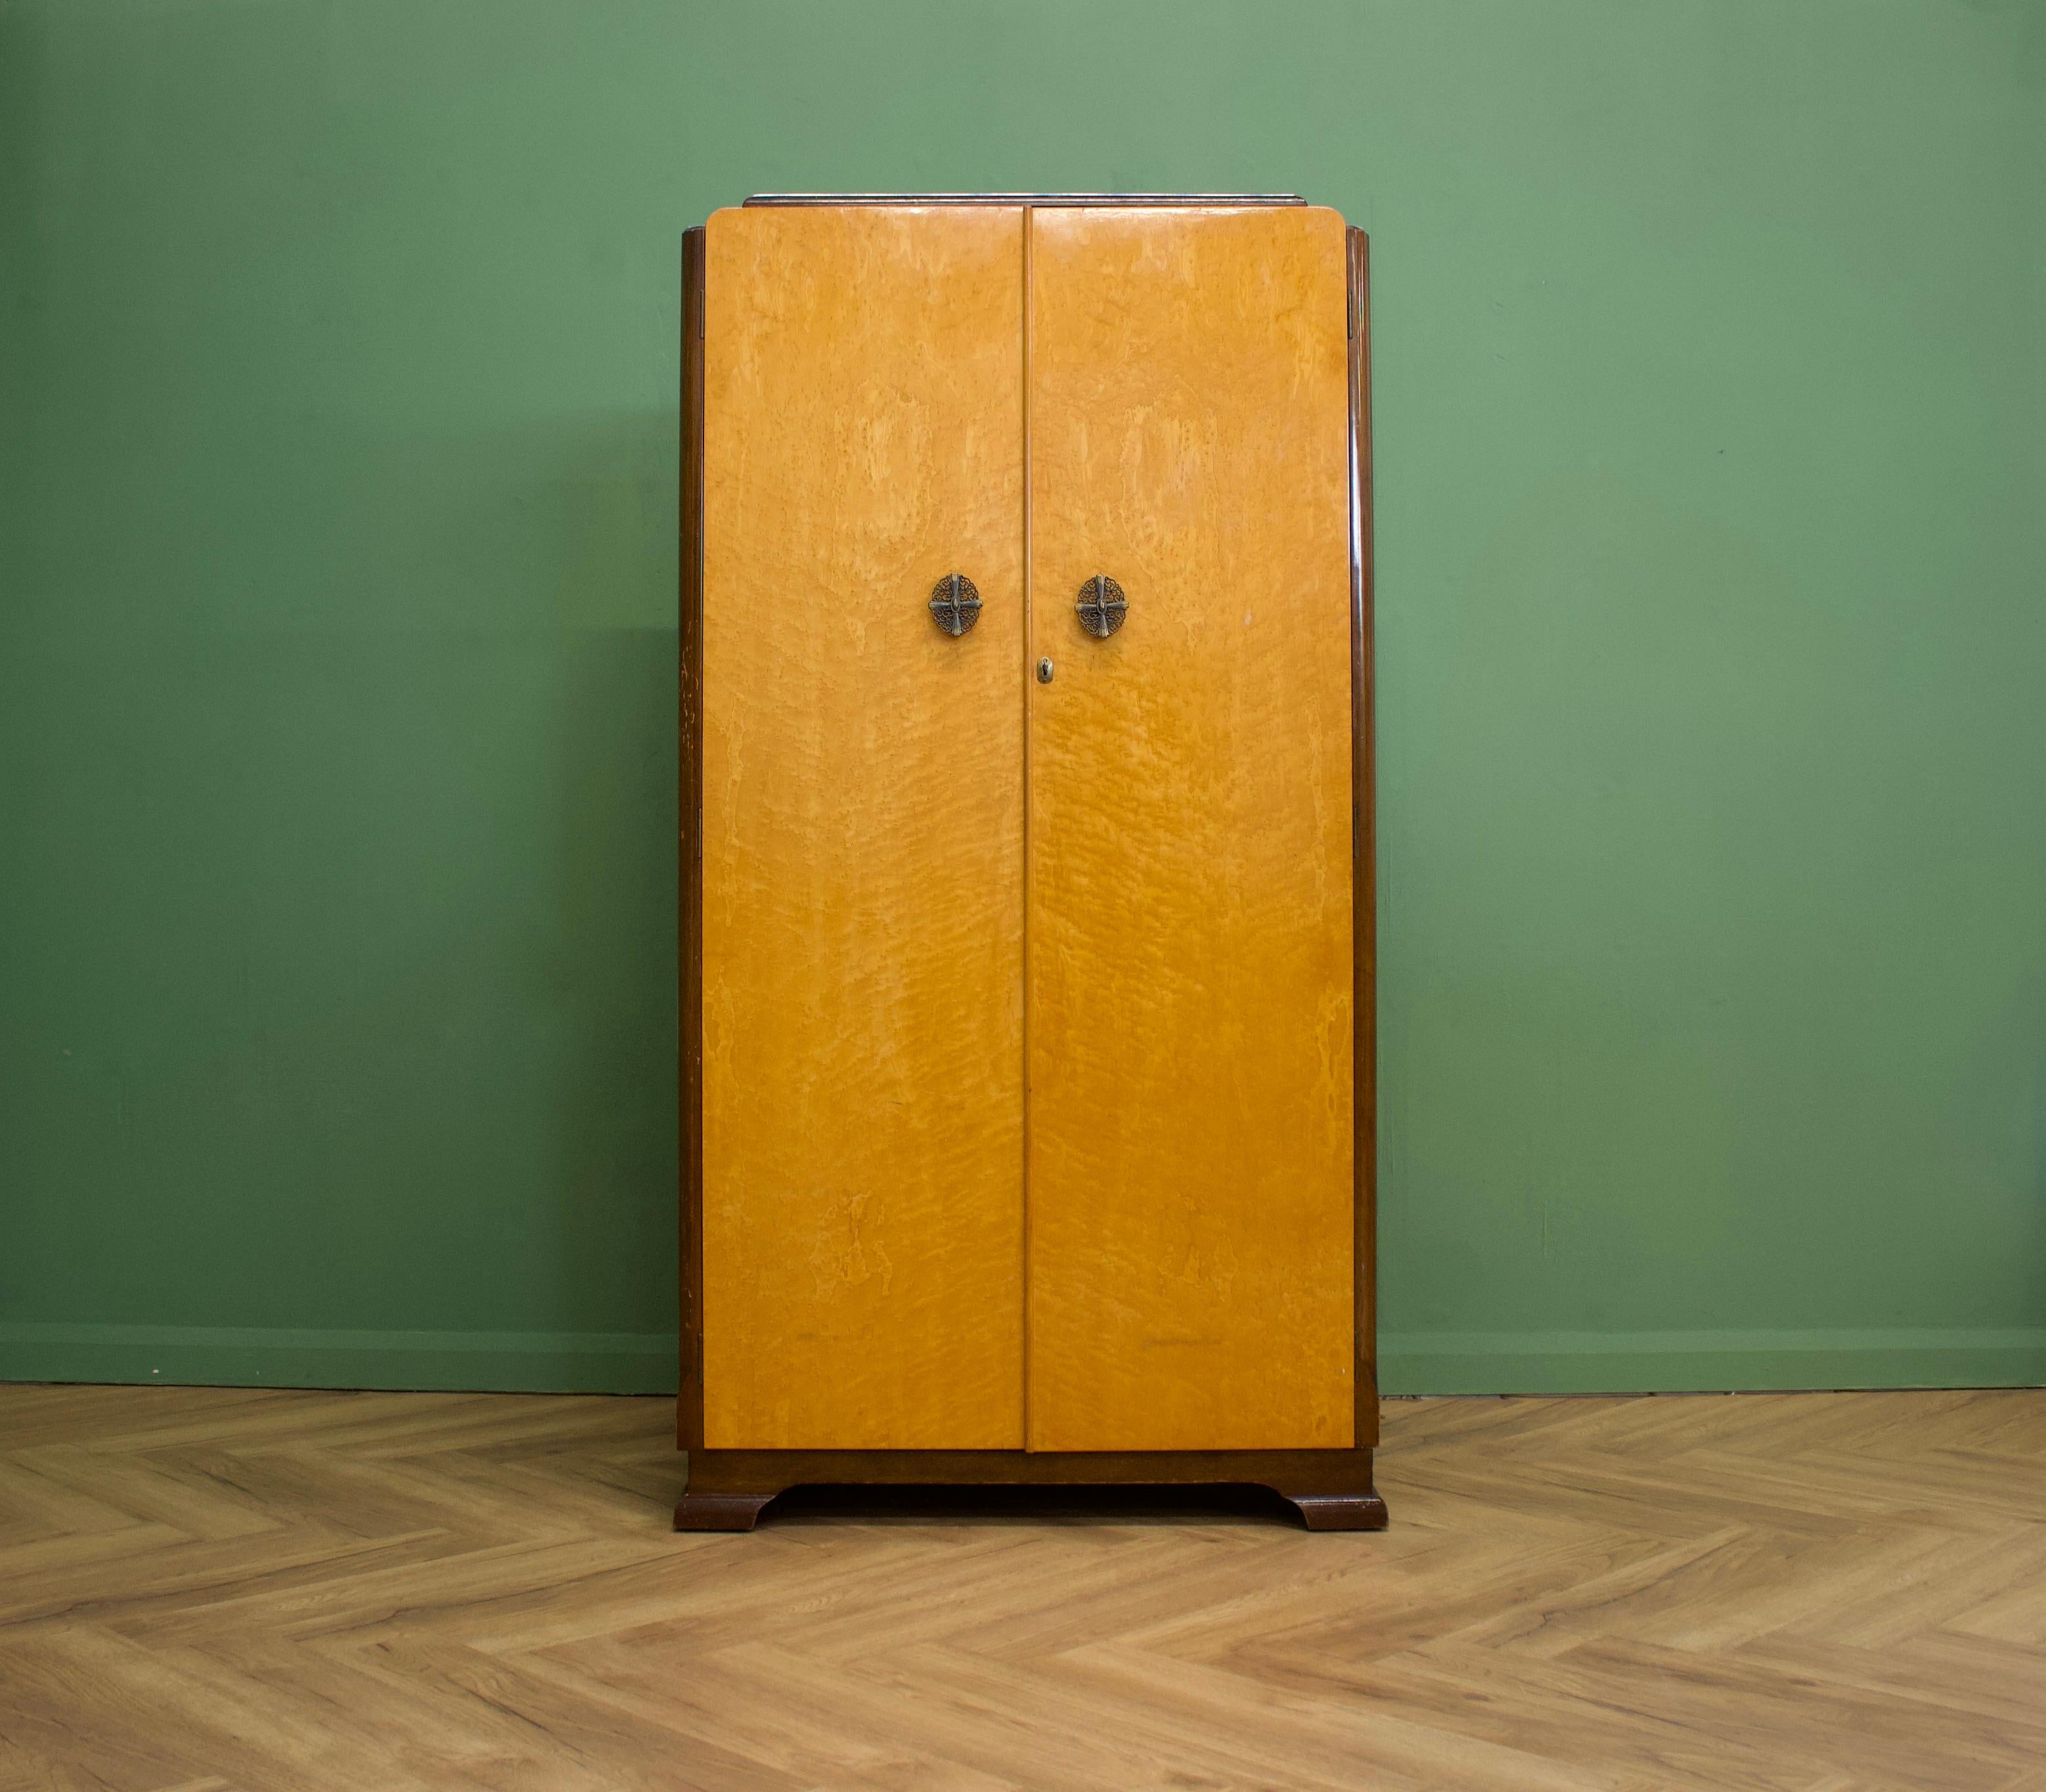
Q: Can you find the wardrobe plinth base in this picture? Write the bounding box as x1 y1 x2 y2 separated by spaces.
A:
677 1447 1386 1533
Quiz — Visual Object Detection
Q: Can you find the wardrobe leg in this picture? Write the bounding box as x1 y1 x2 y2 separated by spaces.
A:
1272 1485 1389 1531
674 1490 778 1532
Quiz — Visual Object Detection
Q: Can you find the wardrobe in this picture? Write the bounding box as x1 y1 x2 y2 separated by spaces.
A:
678 195 1380 1530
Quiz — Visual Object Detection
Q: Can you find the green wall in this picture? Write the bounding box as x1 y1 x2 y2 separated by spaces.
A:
4 0 2042 1396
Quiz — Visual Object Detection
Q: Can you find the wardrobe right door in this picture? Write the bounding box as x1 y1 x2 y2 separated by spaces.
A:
1025 204 1358 1452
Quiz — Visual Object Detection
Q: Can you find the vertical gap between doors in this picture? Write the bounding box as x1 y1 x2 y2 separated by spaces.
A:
1019 204 1035 1451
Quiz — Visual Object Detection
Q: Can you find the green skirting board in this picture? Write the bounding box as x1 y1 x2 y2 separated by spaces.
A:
0 1326 677 1397
3 1326 2039 1398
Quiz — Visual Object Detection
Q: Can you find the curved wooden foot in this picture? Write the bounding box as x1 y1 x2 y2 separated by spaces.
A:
1275 1487 1389 1531
675 1491 776 1531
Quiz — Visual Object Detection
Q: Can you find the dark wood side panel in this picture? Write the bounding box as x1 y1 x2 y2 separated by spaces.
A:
1349 226 1379 1447
678 226 706 1452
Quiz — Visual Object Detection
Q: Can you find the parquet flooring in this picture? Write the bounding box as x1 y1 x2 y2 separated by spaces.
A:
1 1385 2041 1790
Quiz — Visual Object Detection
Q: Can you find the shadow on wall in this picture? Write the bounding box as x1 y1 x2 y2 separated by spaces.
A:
550 408 682 1346
552 417 679 1342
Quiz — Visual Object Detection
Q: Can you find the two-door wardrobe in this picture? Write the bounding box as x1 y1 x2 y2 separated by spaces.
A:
678 194 1381 1531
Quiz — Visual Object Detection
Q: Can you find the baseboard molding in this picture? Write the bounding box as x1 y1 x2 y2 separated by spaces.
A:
1380 1328 2046 1395
0 1323 675 1395
4 1322 2041 1399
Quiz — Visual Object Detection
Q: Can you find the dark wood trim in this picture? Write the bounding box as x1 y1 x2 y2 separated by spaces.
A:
677 1447 1386 1533
676 210 1383 1528
1347 226 1379 1449
1293 1491 1390 1532
678 227 707 1453
744 192 1306 208
675 1491 774 1532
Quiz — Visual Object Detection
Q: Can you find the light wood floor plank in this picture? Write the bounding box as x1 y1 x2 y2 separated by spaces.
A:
0 1384 2040 1788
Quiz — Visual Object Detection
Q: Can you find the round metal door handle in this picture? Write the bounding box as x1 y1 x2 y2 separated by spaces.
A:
927 573 982 637
1075 575 1126 638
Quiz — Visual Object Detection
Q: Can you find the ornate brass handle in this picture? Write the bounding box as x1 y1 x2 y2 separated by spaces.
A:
927 573 982 636
1075 575 1126 638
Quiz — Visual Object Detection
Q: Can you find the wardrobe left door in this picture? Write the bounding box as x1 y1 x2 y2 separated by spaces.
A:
697 205 1028 1451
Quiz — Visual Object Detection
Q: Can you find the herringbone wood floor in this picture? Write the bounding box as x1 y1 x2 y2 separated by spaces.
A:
0 1386 2041 1790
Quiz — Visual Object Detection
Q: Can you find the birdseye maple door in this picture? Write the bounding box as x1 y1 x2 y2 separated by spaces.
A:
698 204 1027 1451
696 201 1355 1456
1024 205 1357 1451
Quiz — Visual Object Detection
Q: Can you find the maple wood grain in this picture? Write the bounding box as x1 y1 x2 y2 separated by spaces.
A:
698 204 1027 1449
1024 205 1357 1451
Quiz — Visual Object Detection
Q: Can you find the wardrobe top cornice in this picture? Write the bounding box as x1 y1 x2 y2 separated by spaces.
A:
742 192 1308 208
